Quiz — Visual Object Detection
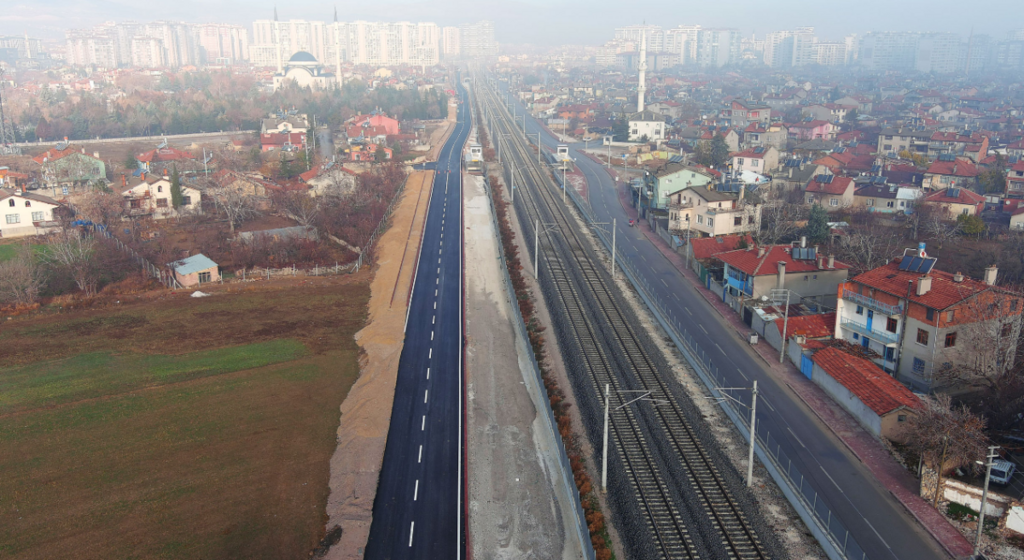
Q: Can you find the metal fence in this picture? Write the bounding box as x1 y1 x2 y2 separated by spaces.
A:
543 149 870 560
93 224 181 289
480 173 596 560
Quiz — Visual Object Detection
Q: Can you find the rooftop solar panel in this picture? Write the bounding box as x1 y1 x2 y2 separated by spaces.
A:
919 259 936 274
899 258 912 271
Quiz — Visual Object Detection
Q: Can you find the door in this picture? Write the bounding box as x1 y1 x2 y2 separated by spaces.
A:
862 336 870 349
800 355 814 379
743 307 753 327
866 309 874 332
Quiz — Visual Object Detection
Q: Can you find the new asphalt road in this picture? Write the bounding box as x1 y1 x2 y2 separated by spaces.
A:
493 82 949 560
364 79 470 560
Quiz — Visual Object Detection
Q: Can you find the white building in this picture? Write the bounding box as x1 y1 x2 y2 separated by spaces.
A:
122 175 202 220
1 189 61 238
273 52 337 91
442 26 461 58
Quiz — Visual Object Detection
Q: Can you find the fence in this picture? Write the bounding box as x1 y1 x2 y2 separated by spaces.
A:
92 224 181 289
535 138 870 560
355 177 409 272
230 263 357 281
480 173 596 560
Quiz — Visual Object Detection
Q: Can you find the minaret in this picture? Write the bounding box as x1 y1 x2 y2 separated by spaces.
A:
274 8 283 74
637 28 647 113
24 32 31 59
334 6 342 85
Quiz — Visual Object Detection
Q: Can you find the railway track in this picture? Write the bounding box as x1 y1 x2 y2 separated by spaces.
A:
474 78 773 560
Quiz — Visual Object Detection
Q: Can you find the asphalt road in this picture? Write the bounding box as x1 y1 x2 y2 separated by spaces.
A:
364 80 470 560
494 83 950 560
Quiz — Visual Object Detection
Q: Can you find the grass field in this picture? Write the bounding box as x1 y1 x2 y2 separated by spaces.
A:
0 276 370 559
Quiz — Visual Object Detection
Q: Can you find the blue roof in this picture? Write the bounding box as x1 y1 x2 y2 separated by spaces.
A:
169 253 217 275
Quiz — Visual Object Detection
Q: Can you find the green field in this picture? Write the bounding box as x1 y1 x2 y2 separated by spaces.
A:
0 277 369 559
0 243 44 262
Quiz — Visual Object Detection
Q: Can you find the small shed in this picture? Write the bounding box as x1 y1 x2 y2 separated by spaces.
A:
169 254 220 287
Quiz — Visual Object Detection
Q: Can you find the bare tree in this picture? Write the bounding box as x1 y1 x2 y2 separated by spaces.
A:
76 189 125 227
209 187 260 234
834 226 905 275
274 190 321 227
0 245 44 305
754 191 801 246
43 229 97 296
903 394 987 507
933 290 1024 392
920 203 961 247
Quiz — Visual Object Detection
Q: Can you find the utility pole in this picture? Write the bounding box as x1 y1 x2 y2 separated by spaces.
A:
602 384 610 493
534 218 539 279
747 381 758 487
779 290 791 363
562 164 566 203
974 446 1000 556
536 133 542 164
612 218 617 279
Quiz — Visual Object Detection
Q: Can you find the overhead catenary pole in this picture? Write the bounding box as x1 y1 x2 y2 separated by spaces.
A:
534 218 539 279
602 383 610 492
974 446 1000 555
612 218 617 279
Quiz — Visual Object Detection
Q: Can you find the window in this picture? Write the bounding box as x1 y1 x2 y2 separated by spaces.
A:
946 310 954 322
1002 323 1013 337
886 201 895 208
917 328 929 345
855 305 864 315
813 274 818 279
182 196 191 206
24 200 30 207
883 144 892 151
753 160 760 167
31 211 43 222
734 216 742 226
748 216 755 224
5 214 19 224
886 317 898 333
913 357 926 373
130 199 141 209
866 199 874 206
926 308 934 321
157 185 163 193
198 271 211 283
898 415 907 422
829 198 839 206
962 208 970 215
737 158 745 165
697 215 703 224
7 199 13 207
707 218 714 227
156 198 168 208
852 332 860 340
944 332 957 347
884 347 895 361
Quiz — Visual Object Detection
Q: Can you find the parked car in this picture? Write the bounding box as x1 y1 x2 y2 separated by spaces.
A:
990 459 1016 485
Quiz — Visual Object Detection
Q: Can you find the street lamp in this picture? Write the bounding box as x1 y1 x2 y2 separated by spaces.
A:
974 446 1000 556
602 384 668 492
707 381 759 487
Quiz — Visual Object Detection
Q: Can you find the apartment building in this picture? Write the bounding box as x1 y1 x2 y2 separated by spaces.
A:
715 242 850 308
666 184 760 238
835 250 1023 390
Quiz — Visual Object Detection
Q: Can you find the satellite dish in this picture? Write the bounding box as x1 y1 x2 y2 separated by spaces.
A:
761 296 769 302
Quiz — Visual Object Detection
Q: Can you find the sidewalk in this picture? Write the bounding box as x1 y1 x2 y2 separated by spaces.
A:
607 176 973 559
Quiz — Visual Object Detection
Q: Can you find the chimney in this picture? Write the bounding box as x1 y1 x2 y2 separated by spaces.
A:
917 276 932 296
800 236 807 248
828 255 835 269
984 265 998 286
758 246 766 258
789 167 794 178
777 261 787 289
93 152 100 158
953 271 964 283
81 147 85 154
818 256 825 269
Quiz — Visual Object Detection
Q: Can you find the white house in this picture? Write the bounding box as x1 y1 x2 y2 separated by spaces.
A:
122 175 202 220
1 189 62 238
628 110 666 142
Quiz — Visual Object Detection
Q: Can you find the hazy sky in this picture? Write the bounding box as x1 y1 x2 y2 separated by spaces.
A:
2 0 1020 45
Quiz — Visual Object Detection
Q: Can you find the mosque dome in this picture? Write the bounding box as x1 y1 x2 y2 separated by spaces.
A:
288 51 319 64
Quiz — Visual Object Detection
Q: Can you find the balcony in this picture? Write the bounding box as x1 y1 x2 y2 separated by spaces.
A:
841 288 902 316
840 320 899 345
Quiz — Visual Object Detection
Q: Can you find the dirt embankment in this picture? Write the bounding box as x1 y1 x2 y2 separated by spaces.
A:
322 170 433 559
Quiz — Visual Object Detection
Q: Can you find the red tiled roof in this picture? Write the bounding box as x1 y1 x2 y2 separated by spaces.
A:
32 146 81 164
732 147 772 159
775 312 836 338
1011 161 1024 173
689 234 752 261
715 245 851 277
811 347 921 416
923 187 985 205
806 175 854 195
925 158 979 178
261 132 305 147
789 120 832 130
848 258 992 310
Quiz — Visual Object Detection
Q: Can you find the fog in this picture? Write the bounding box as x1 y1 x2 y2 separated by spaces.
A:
2 0 1019 44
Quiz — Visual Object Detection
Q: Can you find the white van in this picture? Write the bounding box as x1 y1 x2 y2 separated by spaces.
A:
990 459 1016 485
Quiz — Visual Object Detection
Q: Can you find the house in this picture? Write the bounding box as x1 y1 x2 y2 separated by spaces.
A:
810 347 921 441
136 146 194 172
762 311 836 354
261 132 306 152
923 156 979 191
774 160 826 192
350 143 393 162
788 120 836 141
1010 206 1024 230
261 113 309 135
714 241 851 308
801 104 848 123
168 253 220 287
684 234 752 276
628 110 666 142
723 100 771 129
742 123 787 151
666 184 760 238
853 182 921 214
1007 139 1024 160
1006 161 1024 199
122 174 202 219
211 170 279 202
731 146 779 174
644 163 715 211
646 101 682 120
0 189 62 238
834 250 1024 390
299 161 357 197
679 127 740 152
349 113 400 136
921 187 985 218
32 144 106 192
805 174 856 208
876 128 933 156
0 167 29 189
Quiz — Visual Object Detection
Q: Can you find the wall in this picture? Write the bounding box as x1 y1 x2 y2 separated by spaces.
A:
1008 506 1024 535
811 361 883 437
943 478 1013 518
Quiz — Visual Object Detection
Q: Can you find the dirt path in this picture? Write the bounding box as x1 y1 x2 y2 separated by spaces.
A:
322 170 433 560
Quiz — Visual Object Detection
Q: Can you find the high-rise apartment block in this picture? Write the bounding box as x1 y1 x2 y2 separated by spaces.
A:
460 21 498 58
65 20 244 68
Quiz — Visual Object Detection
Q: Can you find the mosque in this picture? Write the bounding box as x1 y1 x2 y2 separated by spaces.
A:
273 51 337 91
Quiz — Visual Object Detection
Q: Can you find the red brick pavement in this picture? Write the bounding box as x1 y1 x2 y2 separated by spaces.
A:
604 170 973 559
